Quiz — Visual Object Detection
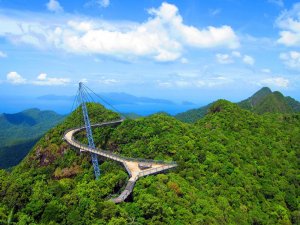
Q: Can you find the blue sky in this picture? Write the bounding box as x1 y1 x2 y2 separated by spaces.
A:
0 0 300 111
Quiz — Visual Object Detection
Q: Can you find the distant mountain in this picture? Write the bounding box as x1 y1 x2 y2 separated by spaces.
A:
122 112 142 119
0 108 65 168
286 96 300 112
38 92 175 105
174 103 212 123
0 101 298 224
37 93 189 115
238 87 300 114
175 87 300 123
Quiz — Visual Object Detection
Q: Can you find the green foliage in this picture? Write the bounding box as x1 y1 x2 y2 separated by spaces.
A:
0 108 65 169
174 103 211 123
0 101 299 224
176 87 300 124
239 87 300 114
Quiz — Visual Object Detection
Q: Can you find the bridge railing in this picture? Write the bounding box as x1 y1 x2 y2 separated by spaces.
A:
71 136 177 165
63 119 124 137
137 164 176 178
63 119 177 165
112 164 177 203
122 162 132 177
66 136 176 165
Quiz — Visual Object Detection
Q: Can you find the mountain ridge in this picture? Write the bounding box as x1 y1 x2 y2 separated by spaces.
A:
175 87 300 123
0 101 298 224
0 108 65 168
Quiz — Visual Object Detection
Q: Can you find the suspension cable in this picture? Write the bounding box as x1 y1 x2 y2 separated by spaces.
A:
82 83 128 119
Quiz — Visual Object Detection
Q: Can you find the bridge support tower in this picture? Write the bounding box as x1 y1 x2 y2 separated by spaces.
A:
79 82 101 179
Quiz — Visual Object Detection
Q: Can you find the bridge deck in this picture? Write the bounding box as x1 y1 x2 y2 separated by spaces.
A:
63 119 177 203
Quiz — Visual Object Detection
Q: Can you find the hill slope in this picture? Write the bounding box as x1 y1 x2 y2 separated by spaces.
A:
174 103 212 123
0 102 299 224
0 108 65 168
238 87 300 114
175 87 300 123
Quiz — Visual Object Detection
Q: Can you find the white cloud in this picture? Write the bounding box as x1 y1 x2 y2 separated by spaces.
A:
268 0 284 7
46 0 63 13
0 2 239 62
98 78 119 85
6 72 26 84
216 51 254 65
280 51 300 70
260 77 289 87
37 73 47 80
175 80 190 87
79 78 88 83
98 0 110 8
33 73 70 86
0 51 7 58
157 80 172 88
276 3 300 46
243 55 255 65
157 75 231 89
216 53 233 64
195 76 230 88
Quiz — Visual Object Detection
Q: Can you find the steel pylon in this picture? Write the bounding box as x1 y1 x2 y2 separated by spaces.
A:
78 82 100 179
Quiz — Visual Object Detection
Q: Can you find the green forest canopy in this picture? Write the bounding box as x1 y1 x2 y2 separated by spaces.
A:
0 109 65 169
0 101 299 224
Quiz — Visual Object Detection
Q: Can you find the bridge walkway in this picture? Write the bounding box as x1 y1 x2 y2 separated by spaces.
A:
63 119 177 203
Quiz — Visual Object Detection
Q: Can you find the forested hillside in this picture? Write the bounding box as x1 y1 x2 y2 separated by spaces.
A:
0 102 299 224
174 103 211 123
238 87 300 114
175 87 300 123
0 108 65 168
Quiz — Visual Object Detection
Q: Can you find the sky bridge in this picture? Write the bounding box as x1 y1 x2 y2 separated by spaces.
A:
63 83 177 203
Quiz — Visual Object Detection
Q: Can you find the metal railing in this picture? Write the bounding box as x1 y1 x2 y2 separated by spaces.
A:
111 164 177 203
64 120 177 165
64 119 178 204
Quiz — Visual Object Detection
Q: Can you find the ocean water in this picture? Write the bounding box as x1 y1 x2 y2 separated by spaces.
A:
0 96 201 116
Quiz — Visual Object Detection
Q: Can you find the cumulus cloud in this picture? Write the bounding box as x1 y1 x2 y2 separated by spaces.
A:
260 77 289 88
6 72 26 84
37 73 47 80
243 55 255 65
276 3 300 46
46 0 63 13
0 51 7 58
0 2 239 62
33 73 70 86
216 51 254 65
280 51 300 70
6 72 70 86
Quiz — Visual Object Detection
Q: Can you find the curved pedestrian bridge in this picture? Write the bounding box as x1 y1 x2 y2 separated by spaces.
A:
63 119 177 203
